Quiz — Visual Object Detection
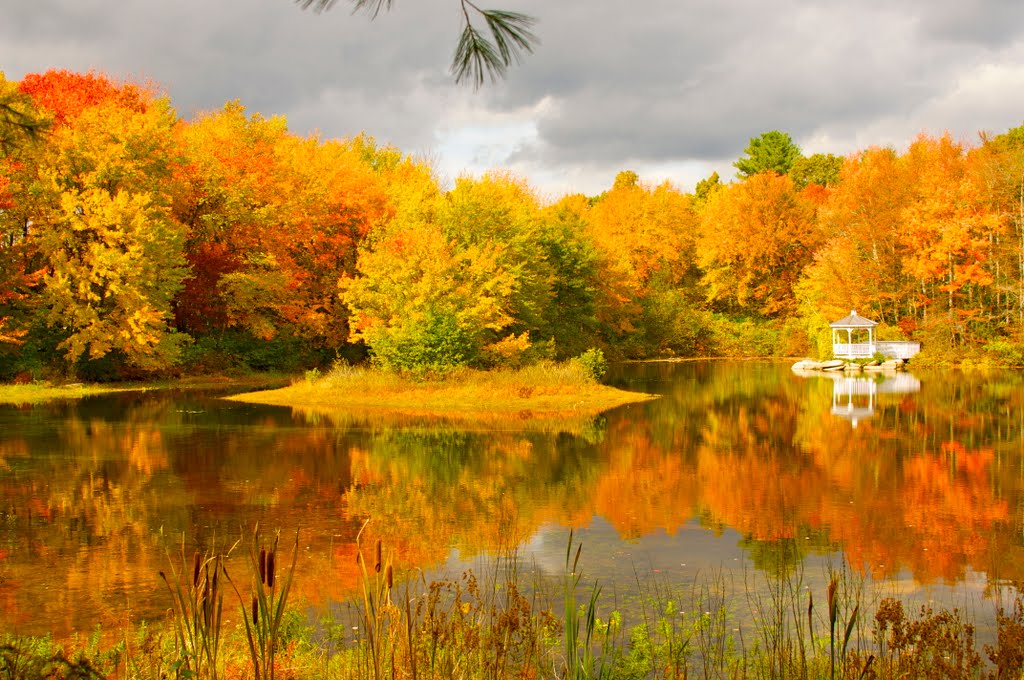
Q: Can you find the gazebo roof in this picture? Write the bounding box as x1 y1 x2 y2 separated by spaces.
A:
829 310 878 328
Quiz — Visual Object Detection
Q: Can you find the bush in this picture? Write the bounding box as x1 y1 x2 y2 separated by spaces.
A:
180 330 337 374
707 315 781 357
572 348 608 382
369 311 476 375
983 339 1024 367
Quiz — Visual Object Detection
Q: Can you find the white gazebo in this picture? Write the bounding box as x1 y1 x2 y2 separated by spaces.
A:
829 310 921 360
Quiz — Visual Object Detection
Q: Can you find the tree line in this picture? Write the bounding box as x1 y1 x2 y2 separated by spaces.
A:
2 69 1024 380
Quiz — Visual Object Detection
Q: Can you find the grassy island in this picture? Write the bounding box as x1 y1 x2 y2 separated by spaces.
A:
225 359 656 417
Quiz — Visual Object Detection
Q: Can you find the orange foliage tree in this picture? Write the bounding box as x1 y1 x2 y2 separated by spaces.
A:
586 171 701 355
899 134 1003 347
10 70 188 372
698 172 820 318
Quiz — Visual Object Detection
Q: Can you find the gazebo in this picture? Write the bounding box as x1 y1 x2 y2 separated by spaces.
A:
830 310 877 359
829 310 920 360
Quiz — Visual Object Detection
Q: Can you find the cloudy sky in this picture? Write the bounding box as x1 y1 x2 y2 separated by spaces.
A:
3 0 1024 198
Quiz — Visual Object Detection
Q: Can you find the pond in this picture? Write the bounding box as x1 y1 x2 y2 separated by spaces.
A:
1 360 1022 642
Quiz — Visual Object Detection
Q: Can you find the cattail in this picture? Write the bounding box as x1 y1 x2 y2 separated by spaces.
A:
252 593 258 625
385 564 393 590
267 550 276 588
374 540 382 573
259 547 267 585
192 550 202 588
827 576 839 628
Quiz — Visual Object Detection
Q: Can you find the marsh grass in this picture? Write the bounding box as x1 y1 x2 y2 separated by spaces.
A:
0 629 116 679
225 526 299 680
159 536 234 679
0 374 288 406
8 531 1024 679
0 382 138 405
225 359 657 415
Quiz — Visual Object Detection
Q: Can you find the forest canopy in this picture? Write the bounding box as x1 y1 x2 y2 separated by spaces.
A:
3 69 1024 380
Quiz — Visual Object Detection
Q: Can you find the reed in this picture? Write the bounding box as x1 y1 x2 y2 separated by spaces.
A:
12 527 1024 679
562 529 615 680
353 523 397 680
158 535 233 679
224 525 299 680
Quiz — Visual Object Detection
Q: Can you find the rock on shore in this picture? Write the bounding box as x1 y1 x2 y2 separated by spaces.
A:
792 358 907 373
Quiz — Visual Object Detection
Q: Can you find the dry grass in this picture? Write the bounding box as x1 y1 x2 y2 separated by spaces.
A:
0 382 140 405
225 360 656 417
0 374 288 406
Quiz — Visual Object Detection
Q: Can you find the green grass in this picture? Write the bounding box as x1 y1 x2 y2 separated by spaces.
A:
0 374 289 406
225 360 657 416
0 382 141 405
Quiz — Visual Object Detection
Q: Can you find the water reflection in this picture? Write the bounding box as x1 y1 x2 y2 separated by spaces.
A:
1 363 1023 641
801 371 923 426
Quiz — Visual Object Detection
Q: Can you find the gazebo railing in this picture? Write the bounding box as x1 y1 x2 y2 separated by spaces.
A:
833 343 875 358
833 341 921 360
875 341 921 360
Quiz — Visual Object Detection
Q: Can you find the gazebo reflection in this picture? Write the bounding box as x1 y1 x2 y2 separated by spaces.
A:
828 372 921 427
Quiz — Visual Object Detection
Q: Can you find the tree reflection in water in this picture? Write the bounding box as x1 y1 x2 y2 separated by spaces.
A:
1 362 1022 641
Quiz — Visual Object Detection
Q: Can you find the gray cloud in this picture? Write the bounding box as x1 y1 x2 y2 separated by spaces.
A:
3 0 1024 194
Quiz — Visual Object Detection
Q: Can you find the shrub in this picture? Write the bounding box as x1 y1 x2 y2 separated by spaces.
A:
573 348 608 382
368 311 476 375
983 339 1024 367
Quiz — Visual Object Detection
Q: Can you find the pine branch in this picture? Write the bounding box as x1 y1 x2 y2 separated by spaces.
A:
0 93 49 155
293 0 538 87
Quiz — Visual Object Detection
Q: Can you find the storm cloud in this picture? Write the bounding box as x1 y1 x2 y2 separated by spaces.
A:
3 0 1023 195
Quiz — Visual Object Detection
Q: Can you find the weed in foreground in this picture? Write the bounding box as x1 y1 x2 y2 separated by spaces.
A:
225 525 299 680
159 535 234 679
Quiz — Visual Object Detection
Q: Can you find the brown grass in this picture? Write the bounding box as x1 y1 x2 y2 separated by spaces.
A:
224 361 656 418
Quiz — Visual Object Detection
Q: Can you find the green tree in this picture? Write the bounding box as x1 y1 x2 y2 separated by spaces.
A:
789 153 843 190
734 130 802 178
295 0 538 88
693 171 722 205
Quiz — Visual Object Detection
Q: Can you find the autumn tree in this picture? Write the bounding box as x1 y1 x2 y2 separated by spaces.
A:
586 171 703 355
3 71 188 374
34 97 188 371
899 133 1002 347
171 102 291 338
0 74 48 351
699 172 819 318
342 218 520 371
344 171 571 370
0 72 48 153
969 126 1024 339
795 146 913 353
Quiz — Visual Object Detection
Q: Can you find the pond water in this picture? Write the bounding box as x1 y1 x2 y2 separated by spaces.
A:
1 360 1023 641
